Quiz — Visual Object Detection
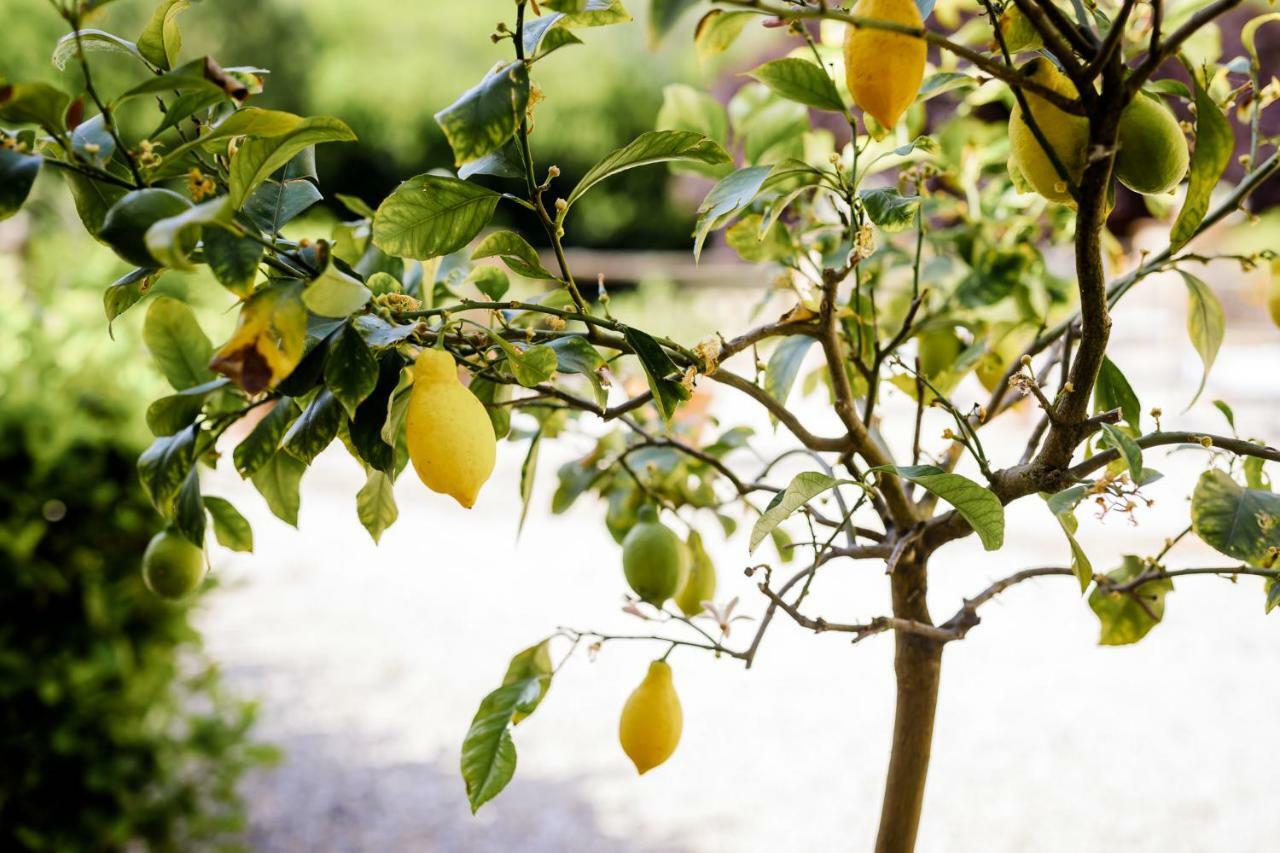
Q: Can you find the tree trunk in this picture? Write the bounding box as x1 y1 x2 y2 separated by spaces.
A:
875 554 943 853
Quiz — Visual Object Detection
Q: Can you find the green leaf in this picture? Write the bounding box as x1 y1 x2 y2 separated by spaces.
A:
302 263 372 318
1191 469 1280 566
145 197 235 270
228 116 356 208
351 314 418 348
325 323 379 418
748 57 845 113
622 326 690 424
460 678 541 813
372 174 500 261
65 169 127 236
381 367 415 447
143 296 214 390
137 0 190 70
859 188 922 233
51 29 147 71
694 11 754 62
657 84 729 152
1094 356 1141 431
203 226 264 295
1211 399 1236 434
245 179 323 234
503 641 554 721
1045 497 1093 592
137 424 198 512
0 148 41 221
891 466 1005 550
1046 484 1088 516
0 82 71 134
1099 423 1144 479
116 57 242 103
104 268 154 334
764 336 815 414
692 165 772 260
518 430 543 537
251 450 306 526
1088 555 1174 646
356 469 398 543
349 359 402 474
469 266 511 301
548 336 607 408
204 495 254 552
173 467 206 547
434 62 530 167
71 115 115 169
477 327 558 388
750 471 851 553
282 389 343 465
1169 72 1233 251
161 107 310 164
1180 271 1224 408
471 230 557 280
234 398 299 478
145 377 228 436
649 0 700 44
566 130 730 211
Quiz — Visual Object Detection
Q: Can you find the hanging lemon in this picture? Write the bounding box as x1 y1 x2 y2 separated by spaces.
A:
405 348 497 508
618 660 683 774
844 0 927 129
141 530 206 600
1113 93 1189 195
1007 58 1088 204
621 505 688 605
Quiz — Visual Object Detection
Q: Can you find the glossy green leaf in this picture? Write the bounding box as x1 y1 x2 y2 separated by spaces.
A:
234 398 299 478
503 641 554 721
204 495 254 552
1099 423 1144 479
1094 356 1141 431
1191 469 1280 565
143 296 213 390
282 389 343 465
137 0 190 70
471 231 557 280
145 377 228 436
245 179 323 234
228 116 356 208
203 226 264 295
1169 73 1233 251
71 114 116 169
469 266 511 301
1180 271 1224 408
137 424 198 512
173 468 206 547
0 82 70 134
765 336 815 414
356 469 398 543
622 326 690 423
548 335 607 408
302 264 372 318
460 678 541 813
1088 555 1173 646
891 466 1005 550
859 188 921 233
146 197 234 270
692 165 772 260
750 471 851 553
372 174 499 260
251 450 306 526
567 130 729 211
434 62 530 166
749 57 844 113
325 323 380 418
0 148 41 221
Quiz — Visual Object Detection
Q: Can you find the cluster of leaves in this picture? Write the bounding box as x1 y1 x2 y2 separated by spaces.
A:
3 0 1279 820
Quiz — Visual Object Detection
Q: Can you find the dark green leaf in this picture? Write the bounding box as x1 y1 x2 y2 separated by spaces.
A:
749 471 851 552
548 335 607 408
469 266 511 301
567 130 730 210
245 179 323 234
891 466 1005 550
251 450 305 526
0 82 70 134
0 148 41 221
457 141 526 181
234 397 299 478
622 326 690 423
353 358 403 474
859 188 922 233
460 679 541 813
204 496 253 552
1099 423 1144 478
146 377 229 436
434 62 530 167
352 314 419 348
372 174 499 260
143 296 213 390
325 323 380 418
471 231 557 280
1094 356 1141 431
173 467 206 547
64 169 127 236
283 389 343 464
203 226 264 294
502 641 554 720
137 424 198 512
104 269 154 335
1191 470 1280 565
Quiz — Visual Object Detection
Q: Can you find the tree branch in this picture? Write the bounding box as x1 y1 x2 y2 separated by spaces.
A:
1068 432 1280 480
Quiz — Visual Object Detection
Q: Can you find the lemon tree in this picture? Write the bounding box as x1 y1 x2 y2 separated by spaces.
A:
3 0 1279 849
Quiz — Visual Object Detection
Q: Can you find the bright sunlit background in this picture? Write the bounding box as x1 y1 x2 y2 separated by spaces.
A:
2 1 1278 851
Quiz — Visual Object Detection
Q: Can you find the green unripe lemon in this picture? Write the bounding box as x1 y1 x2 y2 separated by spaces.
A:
674 530 717 617
1114 93 1189 195
998 5 1043 53
622 505 688 606
141 530 206 600
99 188 194 268
1008 59 1088 204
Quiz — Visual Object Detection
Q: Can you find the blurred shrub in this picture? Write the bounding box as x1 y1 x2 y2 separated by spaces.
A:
0 213 275 851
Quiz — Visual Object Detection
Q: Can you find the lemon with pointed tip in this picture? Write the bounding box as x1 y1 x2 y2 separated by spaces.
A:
619 660 683 774
1114 93 1189 195
674 530 717 617
405 348 496 508
1008 58 1088 204
843 0 927 129
141 530 205 600
621 505 688 605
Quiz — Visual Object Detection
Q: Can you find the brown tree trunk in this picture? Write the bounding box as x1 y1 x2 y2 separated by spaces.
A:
875 554 943 853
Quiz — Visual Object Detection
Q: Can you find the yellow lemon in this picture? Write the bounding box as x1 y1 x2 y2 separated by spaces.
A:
1008 58 1088 204
405 348 496 508
1267 264 1280 328
1114 93 1189 195
622 505 688 605
844 0 927 129
618 660 682 774
998 5 1043 53
674 530 717 617
141 530 205 600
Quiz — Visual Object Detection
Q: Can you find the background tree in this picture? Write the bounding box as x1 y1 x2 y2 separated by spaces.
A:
2 0 1278 850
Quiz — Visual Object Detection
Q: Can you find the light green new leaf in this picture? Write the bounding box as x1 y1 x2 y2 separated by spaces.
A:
694 11 754 62
460 678 542 813
765 335 815 414
1088 555 1174 645
302 264 372 318
435 62 529 166
749 472 852 553
749 57 845 113
0 82 71 135
891 465 1005 550
143 296 213 390
204 495 254 552
372 174 499 260
356 469 398 543
1169 72 1233 251
566 130 730 210
471 230 558 280
137 0 190 70
228 116 356 208
145 197 234 270
51 29 147 71
1180 271 1224 408
163 107 307 164
518 430 543 537
1191 469 1280 566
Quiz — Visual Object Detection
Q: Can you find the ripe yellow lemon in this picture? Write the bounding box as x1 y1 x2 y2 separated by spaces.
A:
1008 58 1088 204
844 0 927 129
141 530 205 600
405 348 497 508
674 530 717 617
621 505 688 606
1114 93 1189 195
618 660 682 774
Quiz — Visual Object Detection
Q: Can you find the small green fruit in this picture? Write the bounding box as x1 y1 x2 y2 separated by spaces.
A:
141 530 205 600
622 505 688 606
99 188 194 268
1114 93 1189 195
674 531 717 617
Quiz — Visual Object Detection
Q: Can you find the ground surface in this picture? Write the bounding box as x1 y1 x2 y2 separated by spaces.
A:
199 247 1280 852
